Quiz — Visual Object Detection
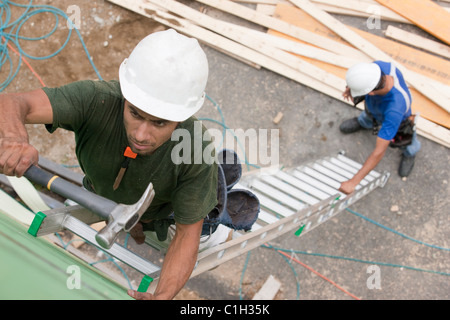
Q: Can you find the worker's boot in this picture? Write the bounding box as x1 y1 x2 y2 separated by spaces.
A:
339 117 363 134
218 149 242 190
398 154 415 177
220 189 260 231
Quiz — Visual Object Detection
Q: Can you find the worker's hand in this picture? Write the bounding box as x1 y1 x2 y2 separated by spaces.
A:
342 86 353 102
127 289 155 300
338 180 357 195
0 137 39 177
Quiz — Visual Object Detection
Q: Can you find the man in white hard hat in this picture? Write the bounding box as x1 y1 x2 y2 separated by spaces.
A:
0 29 220 299
339 61 420 195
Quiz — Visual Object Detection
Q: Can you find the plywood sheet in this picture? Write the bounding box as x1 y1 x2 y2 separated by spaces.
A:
270 3 450 129
375 0 450 45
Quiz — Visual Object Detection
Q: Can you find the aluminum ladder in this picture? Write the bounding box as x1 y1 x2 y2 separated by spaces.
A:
2 152 390 293
190 152 390 279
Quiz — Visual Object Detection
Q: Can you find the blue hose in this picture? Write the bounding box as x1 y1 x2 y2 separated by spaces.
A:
0 0 102 91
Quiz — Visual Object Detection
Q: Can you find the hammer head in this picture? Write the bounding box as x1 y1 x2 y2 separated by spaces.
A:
95 182 155 249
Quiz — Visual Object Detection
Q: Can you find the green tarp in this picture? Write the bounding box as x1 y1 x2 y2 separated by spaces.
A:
0 212 132 300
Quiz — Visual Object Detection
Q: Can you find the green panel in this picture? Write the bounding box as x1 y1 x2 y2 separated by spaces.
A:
0 213 132 300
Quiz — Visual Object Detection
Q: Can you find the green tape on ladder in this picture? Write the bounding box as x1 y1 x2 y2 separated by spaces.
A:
295 224 305 237
137 275 153 293
27 211 47 237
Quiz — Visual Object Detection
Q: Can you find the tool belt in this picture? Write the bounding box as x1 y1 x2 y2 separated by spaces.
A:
389 115 416 148
365 103 415 148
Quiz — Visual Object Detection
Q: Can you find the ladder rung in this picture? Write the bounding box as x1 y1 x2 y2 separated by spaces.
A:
329 157 358 174
310 163 348 183
251 180 307 210
291 170 338 196
319 159 355 180
235 183 296 218
320 160 368 186
273 171 329 201
257 209 279 225
299 166 342 189
328 157 374 183
337 154 380 178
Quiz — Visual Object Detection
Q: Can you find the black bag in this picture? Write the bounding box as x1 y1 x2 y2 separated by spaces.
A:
389 115 416 148
364 102 416 148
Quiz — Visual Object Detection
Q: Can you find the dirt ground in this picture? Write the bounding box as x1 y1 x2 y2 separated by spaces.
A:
2 0 449 301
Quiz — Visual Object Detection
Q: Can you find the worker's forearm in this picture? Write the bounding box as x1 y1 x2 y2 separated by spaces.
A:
0 94 39 176
152 225 201 299
351 154 381 184
350 141 388 185
0 94 30 139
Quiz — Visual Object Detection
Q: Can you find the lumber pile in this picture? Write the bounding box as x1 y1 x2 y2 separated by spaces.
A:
107 0 450 148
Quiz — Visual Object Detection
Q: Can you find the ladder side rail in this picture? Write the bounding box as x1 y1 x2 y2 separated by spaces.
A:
63 216 161 278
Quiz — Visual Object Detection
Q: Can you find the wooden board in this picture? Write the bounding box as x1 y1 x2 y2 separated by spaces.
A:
289 0 450 114
385 25 450 60
194 0 369 60
375 0 450 45
352 28 450 87
312 0 411 23
270 3 450 129
108 0 346 103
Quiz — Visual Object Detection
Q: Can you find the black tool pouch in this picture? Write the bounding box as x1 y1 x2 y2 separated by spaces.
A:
389 116 415 148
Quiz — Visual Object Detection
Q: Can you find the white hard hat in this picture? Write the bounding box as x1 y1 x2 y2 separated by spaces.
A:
345 62 381 97
119 29 209 122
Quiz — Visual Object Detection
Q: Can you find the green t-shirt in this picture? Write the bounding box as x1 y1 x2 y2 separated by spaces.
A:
42 80 217 225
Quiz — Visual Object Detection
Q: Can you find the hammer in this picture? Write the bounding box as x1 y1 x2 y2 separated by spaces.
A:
24 165 155 249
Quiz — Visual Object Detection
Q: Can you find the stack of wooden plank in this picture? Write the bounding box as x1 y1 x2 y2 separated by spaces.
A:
107 0 450 148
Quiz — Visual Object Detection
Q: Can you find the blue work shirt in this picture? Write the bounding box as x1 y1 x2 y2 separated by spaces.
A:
365 61 412 141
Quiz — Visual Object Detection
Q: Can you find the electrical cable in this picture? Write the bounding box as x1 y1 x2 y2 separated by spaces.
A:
346 208 450 251
265 243 361 300
272 246 450 277
0 0 102 92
